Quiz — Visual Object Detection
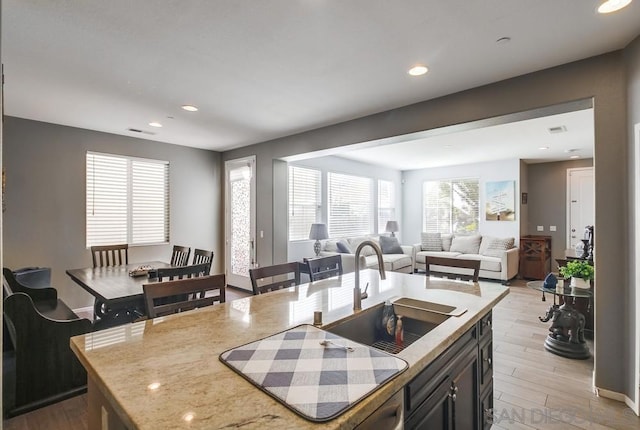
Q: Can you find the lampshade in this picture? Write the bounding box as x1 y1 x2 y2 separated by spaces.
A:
385 221 399 233
309 223 328 240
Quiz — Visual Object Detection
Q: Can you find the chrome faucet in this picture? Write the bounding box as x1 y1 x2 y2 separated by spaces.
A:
353 240 386 311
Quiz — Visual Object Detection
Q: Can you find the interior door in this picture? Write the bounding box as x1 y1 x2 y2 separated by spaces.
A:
566 167 594 253
225 157 256 291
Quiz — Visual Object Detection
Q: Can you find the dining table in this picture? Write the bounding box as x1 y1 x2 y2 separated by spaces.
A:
66 261 173 329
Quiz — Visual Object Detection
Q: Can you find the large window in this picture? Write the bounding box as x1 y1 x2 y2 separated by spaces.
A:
378 179 395 234
86 152 169 247
423 178 479 235
328 172 373 237
288 166 321 240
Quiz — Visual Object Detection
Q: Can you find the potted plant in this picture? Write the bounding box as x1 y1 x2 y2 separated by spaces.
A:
559 260 594 289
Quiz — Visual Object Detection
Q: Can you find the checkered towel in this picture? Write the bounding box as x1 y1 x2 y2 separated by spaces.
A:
219 324 408 421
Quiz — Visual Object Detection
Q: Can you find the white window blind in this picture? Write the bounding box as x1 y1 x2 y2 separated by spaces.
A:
288 166 321 241
87 152 169 247
377 179 395 234
328 172 372 237
423 178 479 235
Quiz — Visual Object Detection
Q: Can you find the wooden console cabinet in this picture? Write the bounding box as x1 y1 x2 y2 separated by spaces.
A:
519 235 552 280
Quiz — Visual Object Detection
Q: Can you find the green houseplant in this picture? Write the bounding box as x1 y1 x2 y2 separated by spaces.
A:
559 260 594 289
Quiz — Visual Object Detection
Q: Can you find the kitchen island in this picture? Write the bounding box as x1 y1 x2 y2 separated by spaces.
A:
71 270 508 429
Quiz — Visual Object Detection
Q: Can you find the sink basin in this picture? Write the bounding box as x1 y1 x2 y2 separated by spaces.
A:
324 303 449 354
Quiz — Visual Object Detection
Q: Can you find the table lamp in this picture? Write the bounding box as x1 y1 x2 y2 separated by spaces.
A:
309 223 328 257
385 221 399 237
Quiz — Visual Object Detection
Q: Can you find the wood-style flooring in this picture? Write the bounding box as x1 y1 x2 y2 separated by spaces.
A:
3 282 639 429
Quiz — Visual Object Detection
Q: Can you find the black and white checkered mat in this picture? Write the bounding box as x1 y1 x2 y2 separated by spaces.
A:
219 324 408 422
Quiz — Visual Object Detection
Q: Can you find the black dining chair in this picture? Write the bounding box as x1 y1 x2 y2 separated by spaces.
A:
307 255 343 281
170 245 191 266
143 274 225 318
90 244 129 268
155 263 210 282
249 262 301 295
192 249 214 274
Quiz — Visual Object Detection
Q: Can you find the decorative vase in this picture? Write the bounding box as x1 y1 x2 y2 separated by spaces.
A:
570 277 590 289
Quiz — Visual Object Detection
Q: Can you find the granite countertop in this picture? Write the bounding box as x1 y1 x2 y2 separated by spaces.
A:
70 270 509 429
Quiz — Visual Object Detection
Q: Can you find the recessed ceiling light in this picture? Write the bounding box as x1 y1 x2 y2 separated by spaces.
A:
149 122 163 128
564 148 578 153
598 0 632 13
539 146 549 150
408 65 428 76
570 155 581 159
182 105 198 112
496 37 511 44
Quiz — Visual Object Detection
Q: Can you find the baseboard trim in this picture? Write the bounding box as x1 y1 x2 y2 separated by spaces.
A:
596 386 626 402
595 386 640 416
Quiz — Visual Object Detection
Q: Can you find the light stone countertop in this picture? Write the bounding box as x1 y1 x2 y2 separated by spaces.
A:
70 270 509 429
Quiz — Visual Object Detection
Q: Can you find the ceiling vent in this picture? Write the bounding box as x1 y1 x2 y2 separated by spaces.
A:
127 128 156 135
548 125 567 134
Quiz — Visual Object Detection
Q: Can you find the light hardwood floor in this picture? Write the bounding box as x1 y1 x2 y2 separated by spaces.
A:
3 282 639 429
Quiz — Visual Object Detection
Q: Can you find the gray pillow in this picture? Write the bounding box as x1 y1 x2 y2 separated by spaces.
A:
336 239 352 254
421 232 442 251
480 236 515 257
449 235 482 254
380 236 403 254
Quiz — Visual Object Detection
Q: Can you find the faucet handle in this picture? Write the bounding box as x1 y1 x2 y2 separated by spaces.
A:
361 282 369 300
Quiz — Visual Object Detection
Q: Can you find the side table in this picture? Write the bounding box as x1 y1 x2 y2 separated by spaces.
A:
520 235 552 280
527 280 591 359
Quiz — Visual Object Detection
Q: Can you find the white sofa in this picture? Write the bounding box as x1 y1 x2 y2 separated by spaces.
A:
414 233 519 284
320 235 414 274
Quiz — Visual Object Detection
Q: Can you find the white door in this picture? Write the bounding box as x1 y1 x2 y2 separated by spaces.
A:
225 157 256 291
566 167 594 253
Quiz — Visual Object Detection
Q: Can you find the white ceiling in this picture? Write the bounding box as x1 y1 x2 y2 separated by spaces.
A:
2 1 639 163
338 108 595 170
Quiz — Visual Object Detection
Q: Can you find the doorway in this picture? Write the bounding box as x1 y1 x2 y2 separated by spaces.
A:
225 156 256 291
566 167 594 254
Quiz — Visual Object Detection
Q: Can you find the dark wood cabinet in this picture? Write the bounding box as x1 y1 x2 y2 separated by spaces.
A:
519 235 552 279
405 311 493 430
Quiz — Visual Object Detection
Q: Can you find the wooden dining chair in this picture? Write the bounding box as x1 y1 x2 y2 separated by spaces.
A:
307 254 343 281
170 245 191 266
192 249 214 274
425 256 480 282
143 274 226 318
90 244 129 268
155 263 210 282
249 262 301 295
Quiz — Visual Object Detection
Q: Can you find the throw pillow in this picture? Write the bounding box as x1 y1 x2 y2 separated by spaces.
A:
441 234 453 251
348 236 378 256
323 239 339 253
336 239 352 254
380 235 403 254
421 232 442 251
480 236 515 258
449 235 482 254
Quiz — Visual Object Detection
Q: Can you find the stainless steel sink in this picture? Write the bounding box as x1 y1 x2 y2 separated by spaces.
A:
324 303 449 354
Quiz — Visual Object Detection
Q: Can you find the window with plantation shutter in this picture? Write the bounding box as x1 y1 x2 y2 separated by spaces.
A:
328 172 372 237
423 178 479 235
86 152 169 247
377 179 395 234
288 166 321 240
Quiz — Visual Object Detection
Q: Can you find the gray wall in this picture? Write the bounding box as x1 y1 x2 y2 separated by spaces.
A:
527 159 594 262
222 51 631 397
3 117 223 309
625 34 640 410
